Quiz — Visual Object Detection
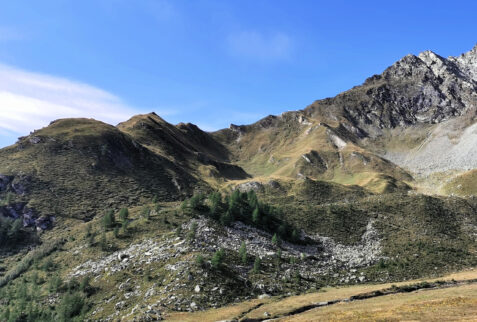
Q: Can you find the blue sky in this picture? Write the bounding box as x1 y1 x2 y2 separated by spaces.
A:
0 0 476 147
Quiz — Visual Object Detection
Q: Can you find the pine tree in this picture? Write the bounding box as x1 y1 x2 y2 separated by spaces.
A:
209 191 222 219
189 193 203 209
271 233 280 247
100 231 108 251
239 241 247 265
253 256 261 273
252 207 260 225
211 249 225 269
103 209 115 230
292 229 299 242
229 190 241 215
118 208 129 222
220 210 233 226
187 222 198 241
7 218 22 240
181 199 188 210
247 190 258 209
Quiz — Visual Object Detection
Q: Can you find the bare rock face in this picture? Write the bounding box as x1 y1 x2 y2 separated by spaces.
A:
450 44 477 81
305 45 477 136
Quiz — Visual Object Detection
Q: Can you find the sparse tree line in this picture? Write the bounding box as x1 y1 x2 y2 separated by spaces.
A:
0 216 23 247
0 236 91 322
0 264 93 321
181 189 301 244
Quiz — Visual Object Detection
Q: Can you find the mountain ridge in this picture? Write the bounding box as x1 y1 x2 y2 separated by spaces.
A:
1 44 477 321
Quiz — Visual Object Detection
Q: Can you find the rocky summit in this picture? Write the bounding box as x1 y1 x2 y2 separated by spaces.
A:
1 44 477 321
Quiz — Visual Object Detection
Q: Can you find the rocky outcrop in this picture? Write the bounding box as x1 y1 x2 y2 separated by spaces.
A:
0 202 53 231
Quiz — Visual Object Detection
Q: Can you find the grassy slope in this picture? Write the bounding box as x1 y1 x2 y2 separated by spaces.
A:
442 169 477 196
212 112 413 194
0 118 198 220
1 188 477 320
117 113 250 187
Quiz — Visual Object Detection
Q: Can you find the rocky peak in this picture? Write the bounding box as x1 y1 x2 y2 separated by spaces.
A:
305 45 477 134
450 44 477 81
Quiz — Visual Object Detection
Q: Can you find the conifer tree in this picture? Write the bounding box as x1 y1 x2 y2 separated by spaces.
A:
118 208 129 222
253 256 261 273
271 233 280 246
252 207 260 225
220 210 233 226
239 241 247 265
211 249 225 269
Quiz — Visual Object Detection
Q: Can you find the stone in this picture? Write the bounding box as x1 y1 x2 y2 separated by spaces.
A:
115 301 126 311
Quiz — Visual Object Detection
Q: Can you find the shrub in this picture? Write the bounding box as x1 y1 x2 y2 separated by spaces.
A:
49 274 63 293
42 258 55 271
180 200 188 210
57 292 87 321
189 194 203 210
67 277 79 292
175 226 182 237
291 229 299 242
80 276 93 296
113 226 120 238
0 239 64 287
87 231 95 247
187 222 198 241
195 254 205 267
154 204 161 214
100 232 108 251
85 223 92 237
121 220 129 233
141 206 151 220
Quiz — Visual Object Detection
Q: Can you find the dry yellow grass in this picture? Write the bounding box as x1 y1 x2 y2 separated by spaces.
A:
282 284 477 321
164 299 270 322
165 269 477 322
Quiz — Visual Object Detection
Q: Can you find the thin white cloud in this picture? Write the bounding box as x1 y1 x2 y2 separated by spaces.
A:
226 31 292 61
0 63 144 137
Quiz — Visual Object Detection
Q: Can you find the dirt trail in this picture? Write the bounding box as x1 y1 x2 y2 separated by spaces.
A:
240 278 477 321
